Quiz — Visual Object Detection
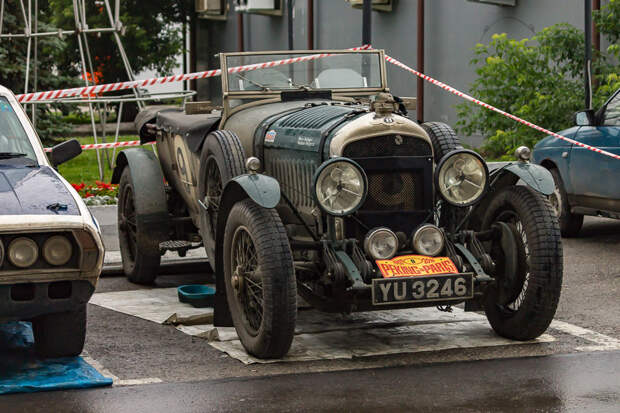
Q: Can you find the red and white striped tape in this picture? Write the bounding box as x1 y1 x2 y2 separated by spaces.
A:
383 54 620 161
33 45 618 160
17 45 371 103
43 140 152 153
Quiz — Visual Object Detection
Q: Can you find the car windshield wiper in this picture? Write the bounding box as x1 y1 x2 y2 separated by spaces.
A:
0 152 27 159
233 73 272 91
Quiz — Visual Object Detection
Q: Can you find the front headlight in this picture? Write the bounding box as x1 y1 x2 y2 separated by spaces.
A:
313 158 367 216
8 237 39 268
43 235 73 266
436 150 488 206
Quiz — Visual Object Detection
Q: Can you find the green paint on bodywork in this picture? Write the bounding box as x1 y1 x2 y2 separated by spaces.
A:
260 105 359 156
501 162 555 195
230 173 281 209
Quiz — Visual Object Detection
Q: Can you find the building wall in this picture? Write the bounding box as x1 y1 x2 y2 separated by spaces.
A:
196 0 609 146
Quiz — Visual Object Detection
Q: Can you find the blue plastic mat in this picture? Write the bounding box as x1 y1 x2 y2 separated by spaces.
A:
0 322 113 395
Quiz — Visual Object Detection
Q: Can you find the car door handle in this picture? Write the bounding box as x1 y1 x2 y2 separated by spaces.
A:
562 152 568 158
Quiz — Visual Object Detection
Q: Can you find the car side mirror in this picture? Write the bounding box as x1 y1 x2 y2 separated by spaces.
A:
574 109 595 126
50 139 82 167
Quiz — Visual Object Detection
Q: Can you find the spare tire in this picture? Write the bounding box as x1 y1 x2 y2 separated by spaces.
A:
421 121 462 162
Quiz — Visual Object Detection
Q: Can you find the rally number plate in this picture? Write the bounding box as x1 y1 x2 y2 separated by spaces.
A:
371 273 474 306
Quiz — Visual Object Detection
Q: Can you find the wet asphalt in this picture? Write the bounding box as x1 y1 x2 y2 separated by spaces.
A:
0 216 618 411
1 351 619 412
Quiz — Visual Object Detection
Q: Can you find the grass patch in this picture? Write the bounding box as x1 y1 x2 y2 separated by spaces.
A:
56 135 153 186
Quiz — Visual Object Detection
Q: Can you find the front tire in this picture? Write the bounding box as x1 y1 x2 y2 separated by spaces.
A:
549 168 583 237
482 186 563 340
223 199 296 358
33 306 87 358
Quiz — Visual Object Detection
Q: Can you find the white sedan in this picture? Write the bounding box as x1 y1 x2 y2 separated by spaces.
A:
0 85 104 357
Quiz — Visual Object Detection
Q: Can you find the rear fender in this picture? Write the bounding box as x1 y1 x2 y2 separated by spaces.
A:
212 173 281 327
110 148 169 233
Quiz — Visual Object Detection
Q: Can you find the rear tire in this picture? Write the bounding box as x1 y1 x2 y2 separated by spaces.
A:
223 199 296 358
33 306 86 358
549 168 583 237
198 131 247 271
118 168 162 284
482 186 563 340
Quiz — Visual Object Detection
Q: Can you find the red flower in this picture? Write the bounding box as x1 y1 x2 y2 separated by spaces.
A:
85 192 94 198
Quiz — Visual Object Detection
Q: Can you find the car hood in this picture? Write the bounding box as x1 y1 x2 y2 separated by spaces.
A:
0 165 80 216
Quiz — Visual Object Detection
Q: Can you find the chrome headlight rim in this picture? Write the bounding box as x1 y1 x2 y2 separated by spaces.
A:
412 224 445 257
8 237 39 269
364 227 399 261
435 149 489 207
43 235 73 267
312 157 368 217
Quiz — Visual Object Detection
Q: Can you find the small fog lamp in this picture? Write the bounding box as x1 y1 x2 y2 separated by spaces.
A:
364 227 399 260
515 146 531 162
412 224 445 257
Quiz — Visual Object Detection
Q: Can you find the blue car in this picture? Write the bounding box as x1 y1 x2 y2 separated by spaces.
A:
533 88 620 236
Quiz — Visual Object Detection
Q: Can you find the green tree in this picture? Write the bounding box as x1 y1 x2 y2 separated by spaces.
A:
48 0 192 84
457 9 620 160
0 1 76 143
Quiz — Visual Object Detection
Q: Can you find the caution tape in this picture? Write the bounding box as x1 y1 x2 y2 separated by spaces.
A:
43 140 152 153
17 45 371 103
33 45 618 160
383 53 620 161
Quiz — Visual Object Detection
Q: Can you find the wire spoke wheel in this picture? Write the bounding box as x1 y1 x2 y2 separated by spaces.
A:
494 210 530 312
206 156 223 239
223 199 297 358
231 226 264 334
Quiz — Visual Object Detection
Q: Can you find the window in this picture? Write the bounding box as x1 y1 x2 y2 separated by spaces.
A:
0 97 37 161
603 91 620 126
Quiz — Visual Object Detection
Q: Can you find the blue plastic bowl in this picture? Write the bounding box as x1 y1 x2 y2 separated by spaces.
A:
177 285 216 308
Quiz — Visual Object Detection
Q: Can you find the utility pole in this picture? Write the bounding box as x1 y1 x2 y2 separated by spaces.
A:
362 0 371 45
417 0 425 123
288 0 294 50
585 0 592 110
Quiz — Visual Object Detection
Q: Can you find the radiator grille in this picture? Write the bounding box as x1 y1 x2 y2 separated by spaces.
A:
363 170 424 211
343 135 432 158
268 158 317 210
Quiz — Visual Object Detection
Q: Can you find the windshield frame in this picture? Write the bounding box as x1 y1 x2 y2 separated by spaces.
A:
219 49 388 118
0 92 45 166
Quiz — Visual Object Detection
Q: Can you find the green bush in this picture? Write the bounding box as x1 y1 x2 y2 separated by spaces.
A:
457 2 620 160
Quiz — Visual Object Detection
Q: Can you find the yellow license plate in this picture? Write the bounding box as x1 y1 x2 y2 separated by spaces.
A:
376 255 459 278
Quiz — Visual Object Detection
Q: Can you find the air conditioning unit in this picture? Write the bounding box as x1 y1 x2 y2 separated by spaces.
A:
346 0 393 12
467 0 517 6
196 0 223 14
235 0 276 12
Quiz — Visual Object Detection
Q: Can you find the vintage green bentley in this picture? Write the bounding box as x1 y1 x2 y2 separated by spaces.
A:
112 50 563 358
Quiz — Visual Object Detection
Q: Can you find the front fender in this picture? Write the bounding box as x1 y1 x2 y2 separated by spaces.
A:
491 162 555 195
227 173 281 209
212 173 280 328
